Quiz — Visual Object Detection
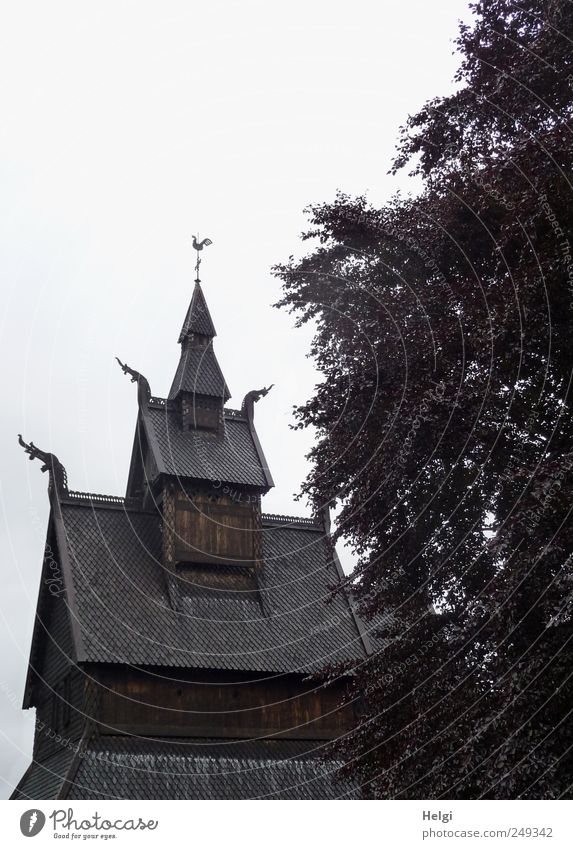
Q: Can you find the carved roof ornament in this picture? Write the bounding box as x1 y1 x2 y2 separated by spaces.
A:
192 234 213 283
17 434 68 496
241 385 274 422
115 357 152 409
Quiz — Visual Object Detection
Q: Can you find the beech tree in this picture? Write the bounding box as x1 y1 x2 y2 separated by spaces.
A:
274 0 573 798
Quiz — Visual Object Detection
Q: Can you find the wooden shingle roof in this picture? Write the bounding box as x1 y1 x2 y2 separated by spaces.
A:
45 500 370 674
168 342 231 401
178 281 217 341
143 404 271 488
18 738 361 800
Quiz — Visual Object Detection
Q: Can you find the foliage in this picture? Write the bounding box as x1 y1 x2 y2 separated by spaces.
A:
274 0 573 798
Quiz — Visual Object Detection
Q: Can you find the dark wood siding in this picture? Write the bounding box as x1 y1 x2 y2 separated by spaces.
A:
95 667 354 740
174 493 256 564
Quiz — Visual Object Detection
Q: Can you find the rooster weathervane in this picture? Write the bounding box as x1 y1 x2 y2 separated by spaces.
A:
192 234 213 283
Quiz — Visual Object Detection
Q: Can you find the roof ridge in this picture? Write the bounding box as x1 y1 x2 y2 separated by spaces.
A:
261 512 321 529
224 408 247 420
64 491 149 511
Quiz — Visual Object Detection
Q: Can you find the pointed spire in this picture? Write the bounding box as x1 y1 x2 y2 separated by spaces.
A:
169 281 230 406
178 281 217 342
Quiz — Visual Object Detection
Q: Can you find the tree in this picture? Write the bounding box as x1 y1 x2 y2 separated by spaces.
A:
274 0 573 798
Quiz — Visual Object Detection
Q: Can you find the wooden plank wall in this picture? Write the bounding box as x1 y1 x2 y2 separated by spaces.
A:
95 667 355 740
174 492 256 564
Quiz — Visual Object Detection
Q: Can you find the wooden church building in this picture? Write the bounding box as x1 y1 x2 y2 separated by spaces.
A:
12 265 374 799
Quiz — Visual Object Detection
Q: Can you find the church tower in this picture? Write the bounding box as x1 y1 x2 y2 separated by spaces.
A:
119 277 274 613
12 248 373 800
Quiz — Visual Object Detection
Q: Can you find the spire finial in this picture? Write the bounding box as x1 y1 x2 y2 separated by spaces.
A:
192 234 213 283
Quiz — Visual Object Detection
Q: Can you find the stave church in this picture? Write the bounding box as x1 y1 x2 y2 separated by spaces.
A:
12 252 374 799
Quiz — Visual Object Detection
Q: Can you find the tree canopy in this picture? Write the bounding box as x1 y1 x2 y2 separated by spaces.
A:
274 0 573 798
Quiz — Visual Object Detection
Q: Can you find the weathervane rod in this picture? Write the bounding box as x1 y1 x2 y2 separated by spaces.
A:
192 234 213 283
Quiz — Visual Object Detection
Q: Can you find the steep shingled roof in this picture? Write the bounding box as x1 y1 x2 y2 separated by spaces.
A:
168 282 231 401
178 281 217 340
144 406 271 488
11 747 77 801
65 737 361 799
168 342 230 401
49 501 370 674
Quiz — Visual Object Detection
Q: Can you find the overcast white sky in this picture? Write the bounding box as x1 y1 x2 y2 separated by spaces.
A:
0 0 471 798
